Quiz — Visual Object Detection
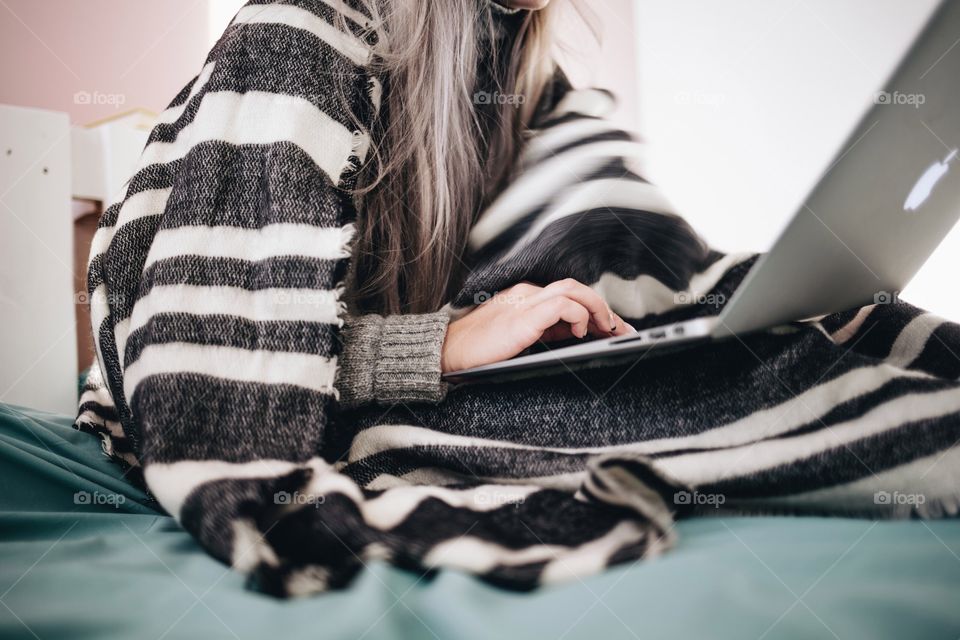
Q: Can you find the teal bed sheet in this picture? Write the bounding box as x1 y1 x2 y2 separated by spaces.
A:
2 402 959 640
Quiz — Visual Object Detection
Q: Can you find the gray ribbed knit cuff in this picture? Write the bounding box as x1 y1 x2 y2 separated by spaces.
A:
337 311 451 409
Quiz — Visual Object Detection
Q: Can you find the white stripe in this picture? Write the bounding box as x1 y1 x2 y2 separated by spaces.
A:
346 364 932 464
89 285 111 350
144 457 331 518
234 4 371 67
89 187 173 258
496 178 675 263
540 520 667 584
390 467 586 492
145 456 538 530
659 386 960 485
123 343 338 402
74 409 124 440
156 62 217 125
91 188 174 367
595 253 753 318
316 0 374 29
231 518 280 572
359 484 540 529
469 140 648 249
424 520 654 576
142 223 354 273
366 75 383 113
114 317 131 374
128 285 341 337
887 312 944 368
546 88 616 121
144 458 661 582
521 118 624 167
139 91 364 184
733 445 960 517
830 305 875 344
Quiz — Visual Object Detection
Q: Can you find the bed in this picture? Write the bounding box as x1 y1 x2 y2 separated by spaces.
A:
2 402 959 639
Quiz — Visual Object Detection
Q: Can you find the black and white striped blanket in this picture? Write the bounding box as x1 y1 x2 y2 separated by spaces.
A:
76 0 960 597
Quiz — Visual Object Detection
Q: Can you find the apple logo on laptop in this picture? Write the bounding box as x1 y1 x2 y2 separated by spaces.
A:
904 148 958 212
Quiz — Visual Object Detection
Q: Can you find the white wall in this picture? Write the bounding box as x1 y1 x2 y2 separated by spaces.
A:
634 0 960 319
556 0 640 131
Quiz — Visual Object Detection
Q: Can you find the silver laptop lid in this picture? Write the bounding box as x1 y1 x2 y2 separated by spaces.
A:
714 0 960 338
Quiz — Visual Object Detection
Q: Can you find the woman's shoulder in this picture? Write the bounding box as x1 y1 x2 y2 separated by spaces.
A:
209 0 379 71
184 0 383 133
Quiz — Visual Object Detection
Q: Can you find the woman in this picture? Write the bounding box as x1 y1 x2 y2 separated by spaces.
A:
336 0 634 409
77 0 960 596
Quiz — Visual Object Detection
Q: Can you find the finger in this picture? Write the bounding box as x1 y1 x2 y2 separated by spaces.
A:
534 279 616 333
543 319 608 342
538 315 634 343
540 323 577 343
528 296 591 339
610 313 636 336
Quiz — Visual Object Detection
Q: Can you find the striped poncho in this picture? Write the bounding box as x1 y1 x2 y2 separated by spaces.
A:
76 0 960 597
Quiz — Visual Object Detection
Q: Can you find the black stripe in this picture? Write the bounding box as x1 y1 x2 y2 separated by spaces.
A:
909 320 960 379
339 445 589 488
457 206 713 310
465 158 643 266
653 376 955 459
96 318 140 457
157 142 345 229
78 400 121 423
845 302 925 361
703 410 960 499
125 314 339 366
101 215 162 321
151 22 374 145
97 161 181 229
547 129 637 159
138 255 340 300
340 327 877 454
244 0 377 42
132 374 333 464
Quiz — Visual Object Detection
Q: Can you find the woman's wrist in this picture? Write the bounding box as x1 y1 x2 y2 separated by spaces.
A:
338 311 451 408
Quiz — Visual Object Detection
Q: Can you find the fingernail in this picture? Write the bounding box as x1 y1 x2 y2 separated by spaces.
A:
609 312 617 332
626 323 638 333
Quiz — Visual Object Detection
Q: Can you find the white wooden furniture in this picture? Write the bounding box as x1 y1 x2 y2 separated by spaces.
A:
0 105 153 414
0 105 76 414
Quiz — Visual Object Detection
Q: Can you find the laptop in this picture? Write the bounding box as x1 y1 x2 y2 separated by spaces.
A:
444 0 960 382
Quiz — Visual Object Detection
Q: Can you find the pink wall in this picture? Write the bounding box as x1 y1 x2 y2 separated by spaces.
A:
556 0 640 130
0 0 213 124
1 0 638 127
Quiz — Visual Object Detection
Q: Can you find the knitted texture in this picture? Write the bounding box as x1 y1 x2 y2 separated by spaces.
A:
337 312 450 408
74 0 960 598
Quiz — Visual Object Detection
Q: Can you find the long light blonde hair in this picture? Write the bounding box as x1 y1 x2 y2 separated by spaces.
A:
345 0 562 314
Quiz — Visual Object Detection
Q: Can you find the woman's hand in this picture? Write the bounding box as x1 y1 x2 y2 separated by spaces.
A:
441 279 635 373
